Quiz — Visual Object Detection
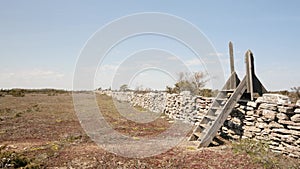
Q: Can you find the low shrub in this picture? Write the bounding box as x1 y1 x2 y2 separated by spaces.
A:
10 89 25 97
0 146 40 168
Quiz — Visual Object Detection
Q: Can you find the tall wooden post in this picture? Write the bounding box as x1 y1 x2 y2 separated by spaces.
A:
245 50 267 100
229 41 235 74
229 41 238 89
245 50 254 100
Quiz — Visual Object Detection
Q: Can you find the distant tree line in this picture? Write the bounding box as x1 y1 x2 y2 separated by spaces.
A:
0 88 69 97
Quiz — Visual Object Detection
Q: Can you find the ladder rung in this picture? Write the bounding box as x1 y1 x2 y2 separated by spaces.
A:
211 107 222 110
193 132 202 138
221 89 235 92
215 98 227 101
204 115 217 120
199 123 210 129
207 110 220 116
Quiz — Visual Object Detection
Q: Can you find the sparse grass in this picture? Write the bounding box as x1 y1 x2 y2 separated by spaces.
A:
232 139 299 169
97 94 171 137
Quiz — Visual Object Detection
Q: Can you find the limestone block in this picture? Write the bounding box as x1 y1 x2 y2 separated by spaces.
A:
291 114 300 122
246 111 254 116
261 128 271 135
255 122 267 129
278 106 294 114
245 121 254 126
243 131 253 138
294 108 300 114
255 97 264 103
278 120 300 126
296 100 300 107
259 103 277 111
254 118 263 123
247 101 257 108
231 117 241 124
243 126 261 133
287 125 300 130
276 113 289 120
271 133 296 143
269 141 280 146
262 93 291 104
239 105 245 110
246 106 254 111
245 116 256 121
273 128 300 136
262 109 276 121
269 145 285 151
268 121 284 129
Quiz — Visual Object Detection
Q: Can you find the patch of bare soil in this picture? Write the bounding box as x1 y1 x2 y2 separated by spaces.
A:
0 93 296 168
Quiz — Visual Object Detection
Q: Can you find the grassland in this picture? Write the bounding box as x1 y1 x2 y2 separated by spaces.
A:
0 92 299 168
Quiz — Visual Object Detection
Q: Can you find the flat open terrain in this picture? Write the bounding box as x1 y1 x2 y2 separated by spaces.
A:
0 93 298 168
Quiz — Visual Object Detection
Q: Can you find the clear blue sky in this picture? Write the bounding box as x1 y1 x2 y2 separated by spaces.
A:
1 1 299 90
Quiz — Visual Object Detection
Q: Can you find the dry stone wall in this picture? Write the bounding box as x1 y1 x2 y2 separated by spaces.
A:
97 90 300 157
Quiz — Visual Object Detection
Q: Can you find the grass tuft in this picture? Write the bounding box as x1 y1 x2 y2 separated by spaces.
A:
232 139 299 169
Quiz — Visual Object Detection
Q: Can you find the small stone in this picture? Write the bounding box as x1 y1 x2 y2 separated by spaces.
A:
291 114 300 122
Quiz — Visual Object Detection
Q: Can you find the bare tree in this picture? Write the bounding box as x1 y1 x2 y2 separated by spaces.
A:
291 86 300 99
166 71 207 95
119 84 128 91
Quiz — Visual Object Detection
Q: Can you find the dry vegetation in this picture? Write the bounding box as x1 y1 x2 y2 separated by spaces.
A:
0 91 299 168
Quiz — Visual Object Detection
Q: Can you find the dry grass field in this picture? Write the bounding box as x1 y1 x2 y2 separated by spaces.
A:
0 92 299 168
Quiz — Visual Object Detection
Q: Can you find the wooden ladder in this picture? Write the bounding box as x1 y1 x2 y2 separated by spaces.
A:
189 75 247 147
